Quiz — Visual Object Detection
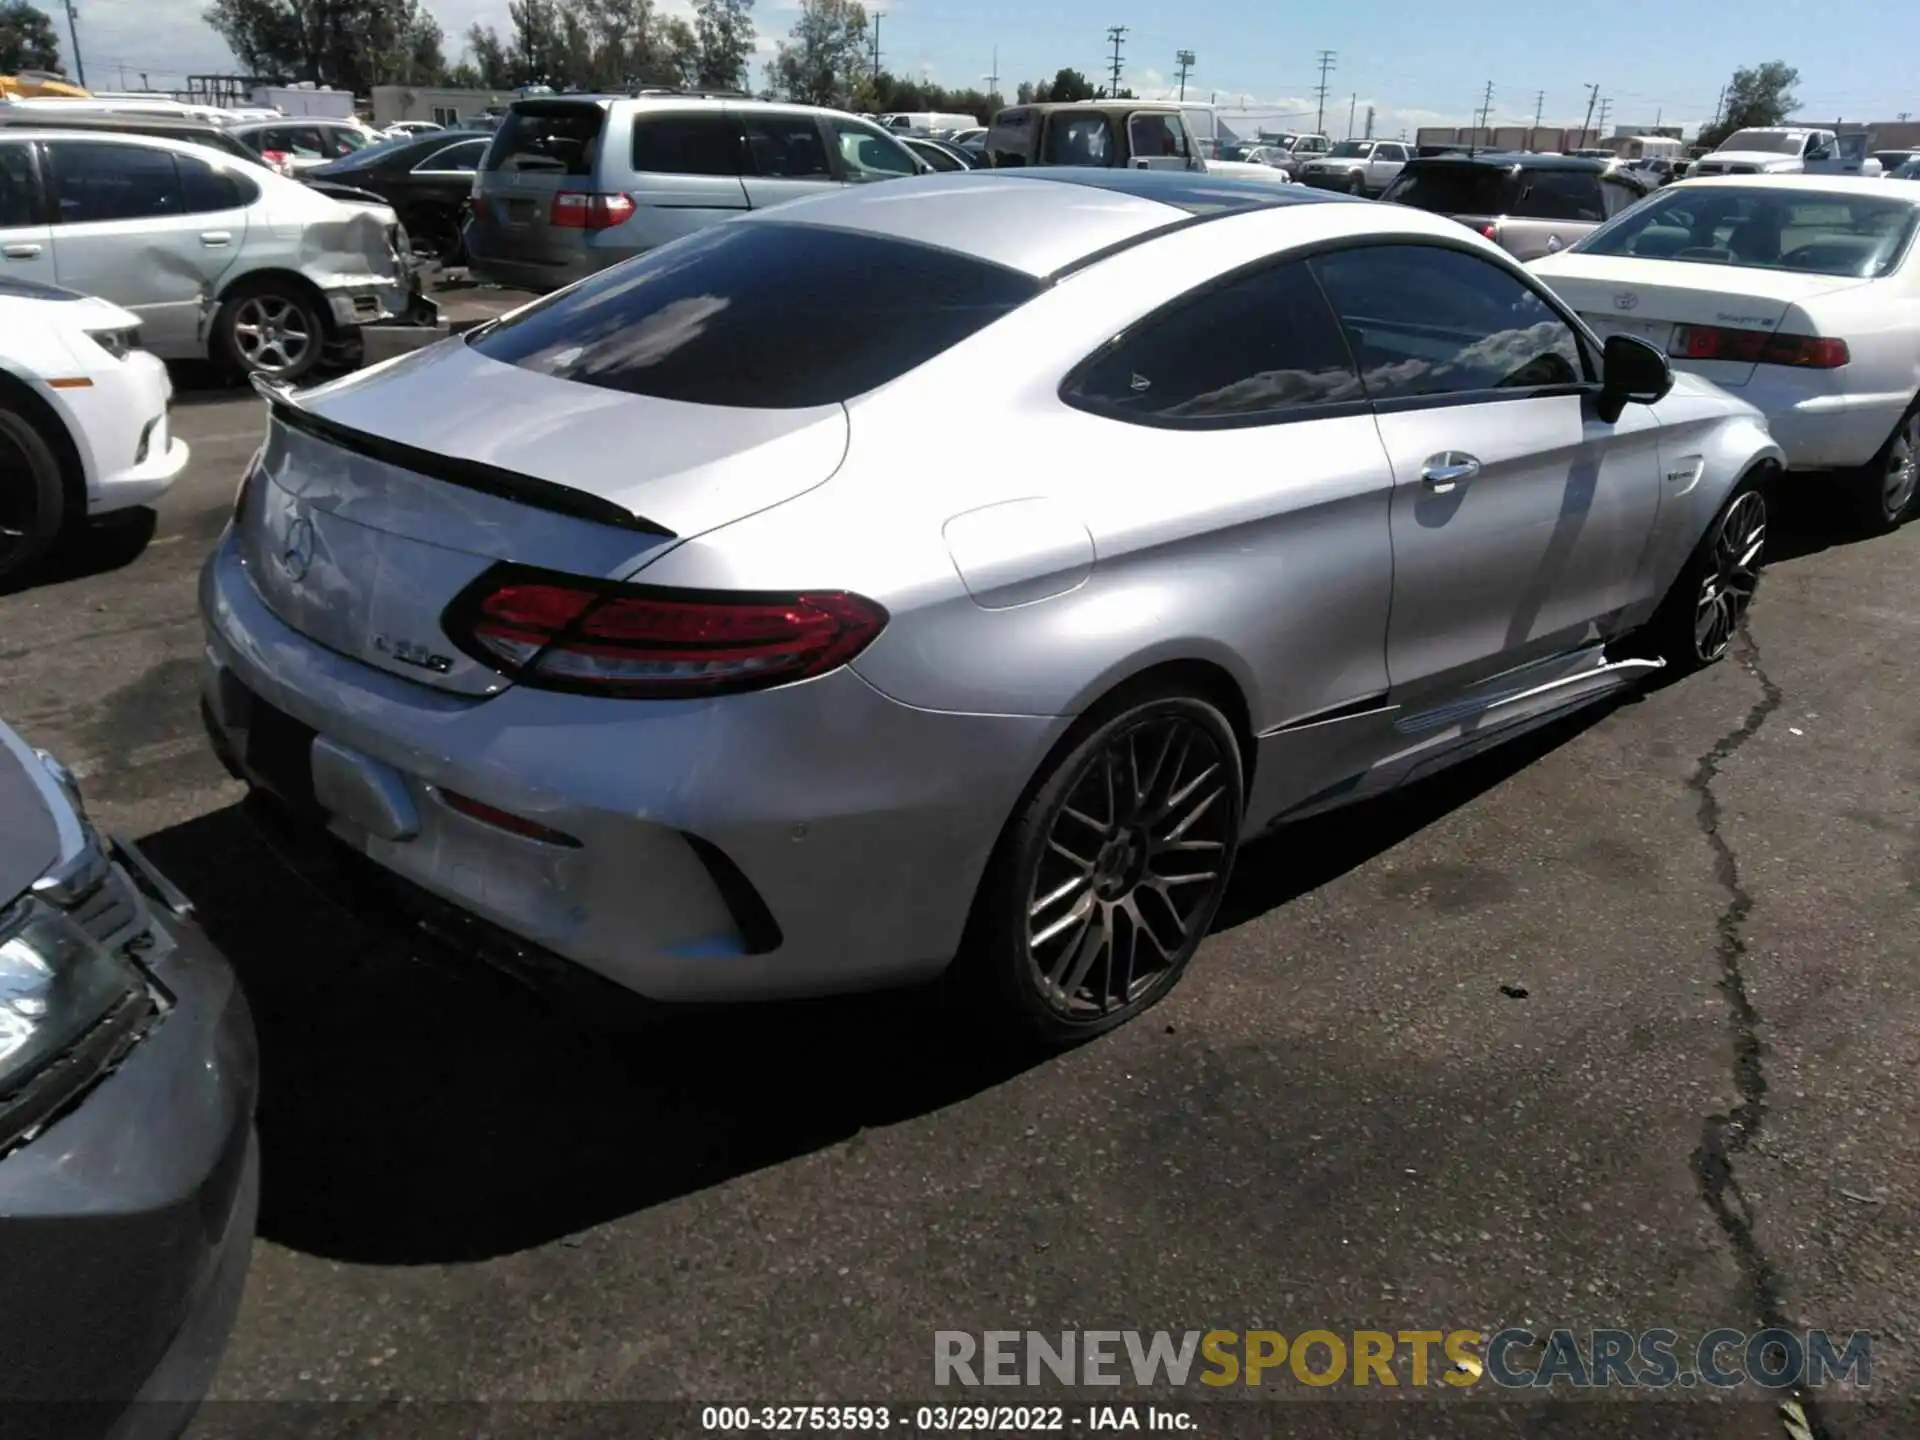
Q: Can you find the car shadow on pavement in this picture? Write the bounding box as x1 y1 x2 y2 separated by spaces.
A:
139 800 1047 1268
0 508 157 597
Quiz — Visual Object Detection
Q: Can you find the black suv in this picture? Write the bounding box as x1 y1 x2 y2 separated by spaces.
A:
1379 152 1655 261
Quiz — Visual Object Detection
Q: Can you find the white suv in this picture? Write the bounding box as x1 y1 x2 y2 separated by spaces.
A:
0 129 415 381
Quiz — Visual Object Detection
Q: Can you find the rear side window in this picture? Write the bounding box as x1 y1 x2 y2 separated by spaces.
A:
484 104 605 176
469 222 1042 409
1129 114 1188 160
178 154 256 211
1044 115 1115 165
1514 170 1605 221
0 141 38 227
47 142 183 222
1381 164 1516 215
631 113 741 176
1064 259 1363 424
743 114 831 178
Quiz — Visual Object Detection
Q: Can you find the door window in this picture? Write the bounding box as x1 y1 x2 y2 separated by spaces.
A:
1063 258 1365 424
178 154 257 211
326 127 371 157
47 142 185 223
1042 114 1114 166
1515 170 1605 221
743 114 832 178
259 126 327 159
1310 244 1589 401
413 139 488 174
432 106 460 126
1128 113 1189 160
631 114 742 176
831 119 918 180
0 142 39 227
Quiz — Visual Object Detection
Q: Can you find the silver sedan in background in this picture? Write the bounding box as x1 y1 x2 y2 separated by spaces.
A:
199 171 1782 1046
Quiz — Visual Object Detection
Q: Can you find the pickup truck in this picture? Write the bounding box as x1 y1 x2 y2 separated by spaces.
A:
1691 127 1882 177
981 101 1205 171
1377 152 1656 262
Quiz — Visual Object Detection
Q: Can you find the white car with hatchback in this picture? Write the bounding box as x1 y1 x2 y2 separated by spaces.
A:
0 275 188 577
1533 174 1920 529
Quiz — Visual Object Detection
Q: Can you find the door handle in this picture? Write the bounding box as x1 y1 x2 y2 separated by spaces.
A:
200 231 232 247
2 243 41 259
1420 453 1482 493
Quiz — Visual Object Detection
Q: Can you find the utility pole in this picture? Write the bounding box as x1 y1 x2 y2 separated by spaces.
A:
1473 79 1494 151
985 46 998 104
1106 26 1127 97
870 11 884 83
61 0 86 87
1898 111 1911 122
1596 94 1612 135
1580 81 1600 145
1346 92 1356 139
1175 49 1195 101
1532 89 1544 149
1364 104 1375 140
1313 50 1336 135
1711 85 1726 130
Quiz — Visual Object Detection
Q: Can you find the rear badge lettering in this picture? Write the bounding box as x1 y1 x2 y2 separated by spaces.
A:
374 634 455 674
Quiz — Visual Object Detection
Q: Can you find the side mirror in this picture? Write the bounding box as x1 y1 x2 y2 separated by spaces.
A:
1598 333 1672 421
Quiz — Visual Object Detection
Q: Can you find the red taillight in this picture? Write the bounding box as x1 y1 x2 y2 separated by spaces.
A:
1479 223 1499 240
437 789 581 847
444 567 889 698
1669 325 1850 369
548 190 637 229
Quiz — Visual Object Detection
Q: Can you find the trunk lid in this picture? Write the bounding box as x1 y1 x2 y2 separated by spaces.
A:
471 100 608 269
1531 253 1874 386
239 340 849 696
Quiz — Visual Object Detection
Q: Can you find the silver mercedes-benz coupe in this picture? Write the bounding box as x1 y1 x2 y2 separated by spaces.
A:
199 169 1783 1044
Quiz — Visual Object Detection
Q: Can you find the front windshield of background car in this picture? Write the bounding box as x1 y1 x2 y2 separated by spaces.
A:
1716 129 1805 155
1573 187 1919 278
1327 141 1371 158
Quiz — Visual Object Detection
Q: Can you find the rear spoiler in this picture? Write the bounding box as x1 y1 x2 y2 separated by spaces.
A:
249 374 675 537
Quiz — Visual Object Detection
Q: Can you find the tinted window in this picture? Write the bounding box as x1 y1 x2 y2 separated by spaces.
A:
631 113 742 176
832 119 917 180
1129 114 1188 160
470 222 1041 408
0 142 37 227
1310 244 1586 400
48 142 183 222
259 126 326 158
1043 114 1114 165
908 140 964 172
1513 169 1604 221
1380 164 1516 215
1065 260 1363 423
1576 187 1920 278
743 114 830 178
413 138 487 173
326 126 370 157
484 103 604 176
178 154 254 211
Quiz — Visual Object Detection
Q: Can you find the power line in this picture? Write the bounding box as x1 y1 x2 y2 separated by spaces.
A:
1175 49 1194 101
1312 50 1336 135
1106 26 1127 96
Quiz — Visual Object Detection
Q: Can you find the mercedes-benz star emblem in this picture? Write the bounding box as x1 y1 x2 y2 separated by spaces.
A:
281 516 316 581
1613 291 1640 312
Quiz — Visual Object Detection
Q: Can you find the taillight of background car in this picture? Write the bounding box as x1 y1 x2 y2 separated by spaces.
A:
1670 325 1850 369
443 566 888 698
548 191 636 229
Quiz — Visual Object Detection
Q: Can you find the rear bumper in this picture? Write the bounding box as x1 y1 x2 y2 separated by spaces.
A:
0 887 259 1434
197 529 1063 1003
1733 372 1908 471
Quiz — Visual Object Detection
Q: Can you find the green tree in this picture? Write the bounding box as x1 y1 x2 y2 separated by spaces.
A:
463 21 516 86
202 0 449 89
692 0 754 91
1049 66 1095 103
0 0 62 73
1698 61 1801 150
766 0 867 108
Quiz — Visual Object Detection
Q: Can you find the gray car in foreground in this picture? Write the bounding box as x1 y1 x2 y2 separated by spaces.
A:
0 721 258 1438
201 170 1782 1045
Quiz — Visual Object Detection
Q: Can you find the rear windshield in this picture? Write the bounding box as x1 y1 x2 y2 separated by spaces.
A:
484 103 605 176
1575 187 1920 278
1380 164 1515 215
468 221 1044 408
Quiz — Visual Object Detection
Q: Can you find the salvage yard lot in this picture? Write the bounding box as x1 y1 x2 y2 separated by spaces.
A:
3 384 1918 1432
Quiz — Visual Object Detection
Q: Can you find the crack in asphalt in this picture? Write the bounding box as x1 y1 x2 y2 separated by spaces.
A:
1685 624 1828 1436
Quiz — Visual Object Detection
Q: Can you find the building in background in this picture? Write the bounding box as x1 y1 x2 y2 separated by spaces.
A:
371 86 518 128
249 83 355 118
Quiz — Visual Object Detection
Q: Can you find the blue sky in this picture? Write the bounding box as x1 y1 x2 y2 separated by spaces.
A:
63 0 1920 137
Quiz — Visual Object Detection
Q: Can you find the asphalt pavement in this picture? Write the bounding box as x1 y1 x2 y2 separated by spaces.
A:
1 351 1916 1438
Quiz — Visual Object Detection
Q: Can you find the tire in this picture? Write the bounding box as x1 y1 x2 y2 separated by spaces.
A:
215 279 327 383
0 404 66 581
1852 403 1920 534
412 205 466 267
958 690 1245 1048
1347 172 1366 195
1630 471 1769 676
